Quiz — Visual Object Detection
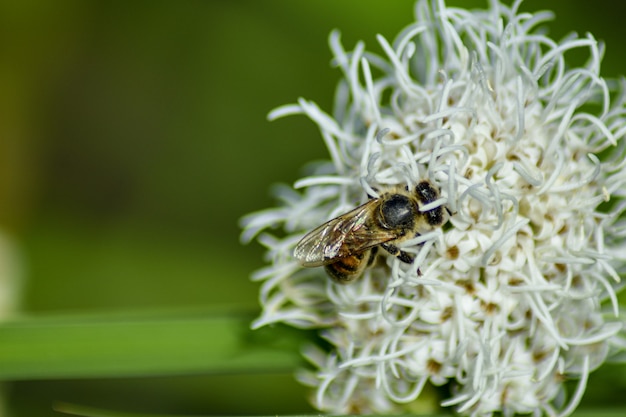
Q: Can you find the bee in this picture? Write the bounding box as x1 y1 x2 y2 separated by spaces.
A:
294 180 446 283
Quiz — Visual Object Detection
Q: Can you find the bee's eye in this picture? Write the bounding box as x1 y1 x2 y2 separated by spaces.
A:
415 181 438 204
424 207 444 227
380 194 415 229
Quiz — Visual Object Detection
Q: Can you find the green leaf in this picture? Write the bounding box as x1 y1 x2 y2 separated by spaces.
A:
52 401 626 417
0 308 307 380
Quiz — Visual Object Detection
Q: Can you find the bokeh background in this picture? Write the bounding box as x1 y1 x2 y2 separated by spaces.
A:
1 0 625 416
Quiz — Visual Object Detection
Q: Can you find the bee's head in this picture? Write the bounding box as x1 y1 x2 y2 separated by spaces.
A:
415 180 439 204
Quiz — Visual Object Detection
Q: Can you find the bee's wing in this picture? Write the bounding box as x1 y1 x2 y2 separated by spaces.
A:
294 200 399 267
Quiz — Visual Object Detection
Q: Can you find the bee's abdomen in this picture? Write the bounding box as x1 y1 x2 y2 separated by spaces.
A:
325 251 369 284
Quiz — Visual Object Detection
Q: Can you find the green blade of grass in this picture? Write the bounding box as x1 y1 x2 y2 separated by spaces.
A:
0 308 307 380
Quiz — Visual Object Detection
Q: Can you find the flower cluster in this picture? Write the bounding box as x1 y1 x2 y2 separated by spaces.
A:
241 1 626 415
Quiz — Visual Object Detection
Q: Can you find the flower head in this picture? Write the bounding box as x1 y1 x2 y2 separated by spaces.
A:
241 1 626 415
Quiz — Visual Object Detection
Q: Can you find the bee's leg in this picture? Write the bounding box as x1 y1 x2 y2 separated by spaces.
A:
367 246 379 266
380 243 422 276
381 243 414 264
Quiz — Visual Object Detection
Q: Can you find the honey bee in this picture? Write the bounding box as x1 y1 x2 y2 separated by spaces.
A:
294 180 446 283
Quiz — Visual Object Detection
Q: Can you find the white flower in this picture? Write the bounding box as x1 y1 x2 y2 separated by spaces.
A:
241 1 626 415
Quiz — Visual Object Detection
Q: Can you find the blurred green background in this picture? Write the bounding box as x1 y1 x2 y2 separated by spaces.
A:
1 0 625 416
